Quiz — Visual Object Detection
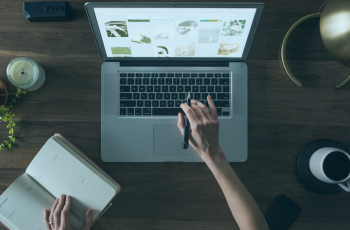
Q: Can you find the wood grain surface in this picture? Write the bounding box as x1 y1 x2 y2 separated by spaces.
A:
1 0 350 229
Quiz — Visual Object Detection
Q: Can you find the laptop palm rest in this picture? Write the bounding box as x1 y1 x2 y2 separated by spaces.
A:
153 124 196 156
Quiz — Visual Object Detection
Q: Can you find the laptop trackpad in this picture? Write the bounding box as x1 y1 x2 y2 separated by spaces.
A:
153 124 195 156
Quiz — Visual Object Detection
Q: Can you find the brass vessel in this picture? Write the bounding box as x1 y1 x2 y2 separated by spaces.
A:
281 0 350 88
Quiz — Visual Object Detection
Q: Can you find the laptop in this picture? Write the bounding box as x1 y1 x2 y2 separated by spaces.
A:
85 2 264 162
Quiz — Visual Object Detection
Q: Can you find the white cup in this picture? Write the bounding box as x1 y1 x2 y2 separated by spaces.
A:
309 147 350 192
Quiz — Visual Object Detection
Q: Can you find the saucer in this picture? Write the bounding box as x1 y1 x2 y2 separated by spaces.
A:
297 139 345 195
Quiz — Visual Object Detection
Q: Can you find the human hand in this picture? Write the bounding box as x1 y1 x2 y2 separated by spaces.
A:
178 95 222 162
44 194 92 230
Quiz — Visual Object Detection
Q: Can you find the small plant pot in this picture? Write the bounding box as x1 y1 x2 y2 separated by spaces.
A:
0 80 8 106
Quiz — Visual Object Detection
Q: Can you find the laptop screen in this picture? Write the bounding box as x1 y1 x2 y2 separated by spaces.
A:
93 8 257 58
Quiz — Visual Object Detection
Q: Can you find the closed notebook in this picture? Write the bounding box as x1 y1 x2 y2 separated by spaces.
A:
0 134 121 230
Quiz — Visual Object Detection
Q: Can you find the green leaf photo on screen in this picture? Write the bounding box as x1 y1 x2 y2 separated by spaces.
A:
111 47 132 57
222 20 246 36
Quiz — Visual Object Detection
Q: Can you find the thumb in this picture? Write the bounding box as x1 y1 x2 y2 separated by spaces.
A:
177 113 185 134
81 209 93 230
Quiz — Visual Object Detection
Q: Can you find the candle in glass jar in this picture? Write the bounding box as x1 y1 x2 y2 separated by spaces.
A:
7 57 45 91
9 60 34 85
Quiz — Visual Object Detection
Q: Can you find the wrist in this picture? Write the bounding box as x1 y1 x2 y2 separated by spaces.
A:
202 147 226 166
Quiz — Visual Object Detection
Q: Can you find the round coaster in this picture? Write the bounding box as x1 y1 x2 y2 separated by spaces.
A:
297 139 345 195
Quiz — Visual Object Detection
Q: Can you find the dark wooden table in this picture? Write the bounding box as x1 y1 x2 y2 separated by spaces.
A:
1 0 350 229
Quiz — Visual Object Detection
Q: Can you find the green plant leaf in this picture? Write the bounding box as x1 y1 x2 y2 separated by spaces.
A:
0 88 25 151
0 105 8 113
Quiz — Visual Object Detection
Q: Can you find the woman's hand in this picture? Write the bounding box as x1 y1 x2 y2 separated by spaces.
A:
44 194 92 230
178 95 222 162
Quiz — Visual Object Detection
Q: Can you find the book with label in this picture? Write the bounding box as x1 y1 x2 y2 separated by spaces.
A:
0 134 121 230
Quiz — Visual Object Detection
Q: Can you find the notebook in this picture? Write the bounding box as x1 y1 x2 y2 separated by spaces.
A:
0 134 121 230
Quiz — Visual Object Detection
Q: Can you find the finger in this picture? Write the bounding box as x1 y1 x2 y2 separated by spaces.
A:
44 209 51 230
81 209 93 230
49 198 59 224
191 104 205 122
191 99 212 121
177 113 185 133
207 95 218 120
53 194 66 226
180 103 198 126
61 195 72 229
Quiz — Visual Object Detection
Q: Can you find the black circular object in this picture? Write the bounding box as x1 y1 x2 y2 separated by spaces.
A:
297 139 346 195
323 151 350 181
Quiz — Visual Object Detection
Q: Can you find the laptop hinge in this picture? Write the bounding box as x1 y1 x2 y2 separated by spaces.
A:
120 61 230 67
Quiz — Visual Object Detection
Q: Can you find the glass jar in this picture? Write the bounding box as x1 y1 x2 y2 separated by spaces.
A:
6 57 46 91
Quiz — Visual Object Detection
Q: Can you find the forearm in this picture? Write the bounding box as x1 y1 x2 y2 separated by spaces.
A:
204 149 269 230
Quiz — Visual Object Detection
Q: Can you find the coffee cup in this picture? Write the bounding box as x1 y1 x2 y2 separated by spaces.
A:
309 147 350 192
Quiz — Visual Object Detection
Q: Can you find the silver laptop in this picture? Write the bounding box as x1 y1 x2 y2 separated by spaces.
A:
85 2 264 162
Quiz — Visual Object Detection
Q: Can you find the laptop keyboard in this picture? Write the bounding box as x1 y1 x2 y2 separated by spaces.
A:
118 72 230 116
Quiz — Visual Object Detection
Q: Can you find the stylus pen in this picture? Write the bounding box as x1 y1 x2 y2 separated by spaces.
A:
182 92 191 149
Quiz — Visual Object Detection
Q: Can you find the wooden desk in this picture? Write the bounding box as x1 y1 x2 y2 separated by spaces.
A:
1 0 350 229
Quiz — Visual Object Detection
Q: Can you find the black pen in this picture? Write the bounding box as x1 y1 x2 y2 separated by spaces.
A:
182 92 191 149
